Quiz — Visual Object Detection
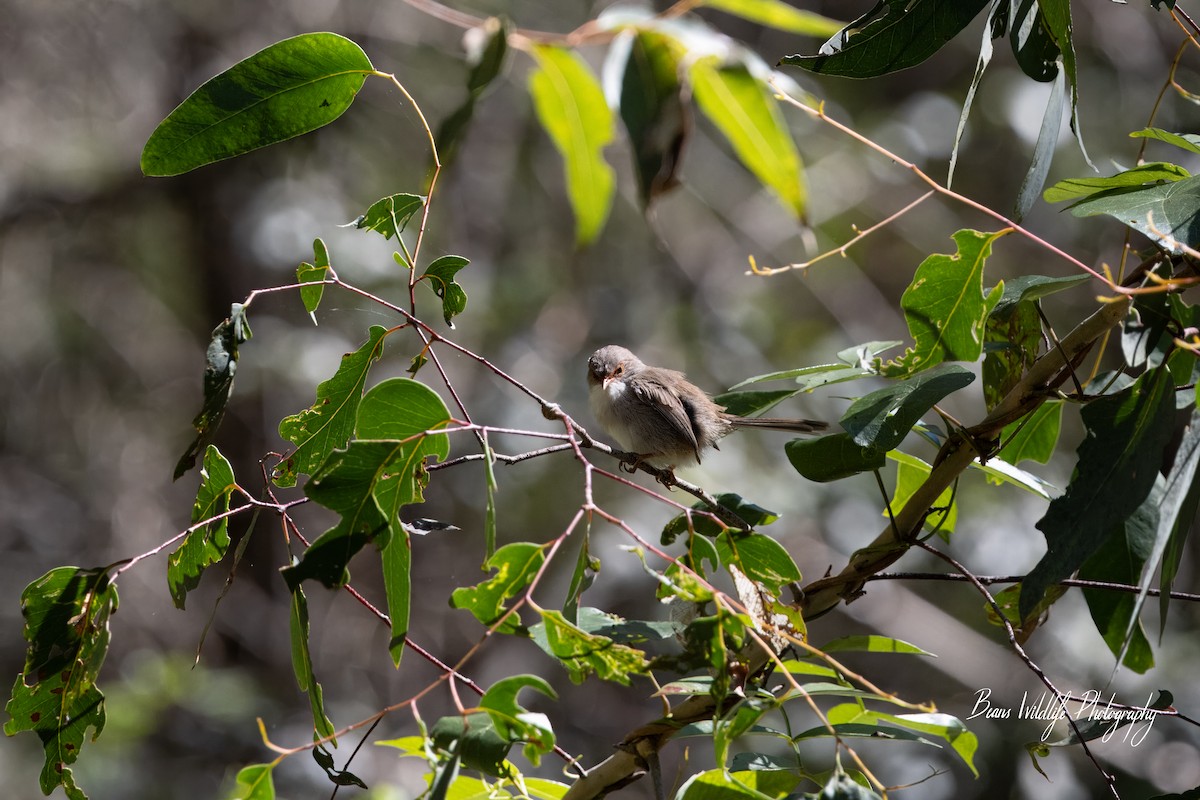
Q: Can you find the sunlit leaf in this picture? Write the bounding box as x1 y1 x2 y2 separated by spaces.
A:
227 764 276 800
168 445 236 609
275 326 387 487
5 567 119 800
690 58 804 218
880 229 1007 377
451 543 546 633
479 675 557 765
529 45 616 245
1043 162 1189 204
530 610 650 685
352 193 425 242
142 33 373 176
296 238 331 322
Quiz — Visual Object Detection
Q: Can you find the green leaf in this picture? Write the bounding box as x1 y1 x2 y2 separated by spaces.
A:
297 238 331 321
702 0 843 36
715 532 801 593
1079 481 1159 674
826 706 979 777
1014 69 1066 222
274 326 387 487
887 451 957 535
1037 0 1090 171
430 713 512 778
1009 0 1060 82
352 193 426 242
989 273 1093 316
436 17 510 169
227 764 277 800
289 586 337 741
1160 410 1200 632
5 567 119 800
420 255 470 327
175 303 252 479
168 445 236 609
662 493 779 543
999 402 1063 465
818 634 935 656
451 543 546 633
1043 162 1190 204
618 30 688 206
690 58 805 218
141 33 373 176
842 364 976 451
711 389 799 418
785 431 887 482
382 528 411 667
1064 174 1200 254
1021 366 1177 618
781 0 990 78
479 675 558 765
529 45 616 245
284 379 451 589
677 768 801 800
880 229 1007 377
530 610 650 685
1130 126 1200 155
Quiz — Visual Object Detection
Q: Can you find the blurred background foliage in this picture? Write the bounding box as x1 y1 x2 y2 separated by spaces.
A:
3 1 1200 798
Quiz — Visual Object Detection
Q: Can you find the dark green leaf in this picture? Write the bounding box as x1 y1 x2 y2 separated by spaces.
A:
567 607 678 644
227 763 277 800
142 33 372 176
530 610 650 685
1161 411 1200 632
662 493 779 543
983 299 1041 410
297 238 331 320
420 255 469 327
715 532 801 593
1079 480 1159 673
690 58 805 218
1021 367 1177 617
5 567 118 800
168 445 235 609
174 303 252 479
989 273 1092 316
842 364 976 451
618 30 688 206
780 0 990 78
289 587 337 741
678 768 802 800
352 193 425 241
274 326 387 487
1014 69 1066 221
1065 174 1200 254
1044 162 1190 204
451 543 545 633
785 431 887 482
435 17 510 169
1009 0 1059 82
430 712 511 777
880 230 1007 376
529 45 616 245
712 389 800 418
1123 280 1177 369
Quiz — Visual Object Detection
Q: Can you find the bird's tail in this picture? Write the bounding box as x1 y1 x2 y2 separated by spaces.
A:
729 416 828 434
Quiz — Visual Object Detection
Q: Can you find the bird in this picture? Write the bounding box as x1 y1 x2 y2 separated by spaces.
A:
586 345 827 470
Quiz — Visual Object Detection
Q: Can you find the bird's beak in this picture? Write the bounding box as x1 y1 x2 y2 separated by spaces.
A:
602 373 614 390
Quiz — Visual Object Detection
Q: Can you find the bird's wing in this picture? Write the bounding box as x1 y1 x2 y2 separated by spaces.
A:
631 368 702 459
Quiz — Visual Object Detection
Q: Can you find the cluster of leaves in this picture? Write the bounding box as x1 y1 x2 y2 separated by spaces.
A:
7 3 1200 800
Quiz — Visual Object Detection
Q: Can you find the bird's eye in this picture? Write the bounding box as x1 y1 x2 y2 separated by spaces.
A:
613 365 624 376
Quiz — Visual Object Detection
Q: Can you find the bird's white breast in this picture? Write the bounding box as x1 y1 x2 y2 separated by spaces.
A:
590 378 638 452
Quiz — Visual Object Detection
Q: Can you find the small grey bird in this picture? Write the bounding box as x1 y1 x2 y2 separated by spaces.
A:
586 345 827 468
